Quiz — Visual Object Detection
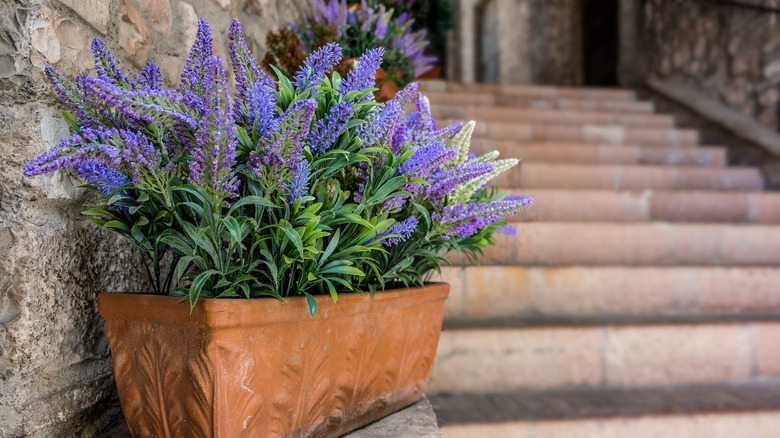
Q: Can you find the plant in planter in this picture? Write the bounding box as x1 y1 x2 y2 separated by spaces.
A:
370 0 456 76
25 18 531 438
264 0 436 99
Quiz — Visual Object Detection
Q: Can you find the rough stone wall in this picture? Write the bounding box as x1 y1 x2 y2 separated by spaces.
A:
640 0 780 129
0 1 309 436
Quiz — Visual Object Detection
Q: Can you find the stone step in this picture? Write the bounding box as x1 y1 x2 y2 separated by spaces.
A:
471 140 727 166
437 265 780 319
427 321 780 393
431 384 780 437
424 92 656 113
449 223 780 266
494 163 763 191
431 105 675 128
439 119 700 145
507 189 780 223
419 80 637 100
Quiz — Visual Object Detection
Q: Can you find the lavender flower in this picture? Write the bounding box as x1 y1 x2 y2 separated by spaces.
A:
189 56 239 199
398 141 457 178
251 99 316 191
308 100 355 153
228 19 262 122
45 67 96 127
75 161 131 194
286 159 312 207
117 129 166 187
92 39 134 88
340 48 384 98
433 197 533 239
136 63 162 90
246 76 279 139
369 216 419 246
292 43 343 92
424 162 496 205
85 77 196 129
497 225 517 236
181 19 213 104
24 127 120 176
358 82 419 150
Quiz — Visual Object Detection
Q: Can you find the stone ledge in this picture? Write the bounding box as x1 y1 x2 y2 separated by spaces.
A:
100 395 441 437
646 77 780 157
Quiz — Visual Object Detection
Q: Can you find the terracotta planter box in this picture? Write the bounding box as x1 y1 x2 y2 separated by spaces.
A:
98 283 449 438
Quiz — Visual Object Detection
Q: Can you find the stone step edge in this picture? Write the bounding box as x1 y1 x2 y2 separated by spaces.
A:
442 313 780 331
429 382 780 425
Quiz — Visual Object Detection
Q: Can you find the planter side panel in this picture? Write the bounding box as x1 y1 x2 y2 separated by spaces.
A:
100 284 448 438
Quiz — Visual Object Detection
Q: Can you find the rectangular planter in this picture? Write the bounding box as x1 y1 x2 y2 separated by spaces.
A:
98 283 449 438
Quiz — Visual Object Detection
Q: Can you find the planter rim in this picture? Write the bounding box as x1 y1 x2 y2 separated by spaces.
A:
98 282 449 329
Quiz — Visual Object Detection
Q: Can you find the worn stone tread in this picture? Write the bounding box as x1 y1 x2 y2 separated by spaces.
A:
429 383 780 426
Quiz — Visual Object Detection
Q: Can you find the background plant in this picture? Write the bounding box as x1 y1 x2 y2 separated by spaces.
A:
265 0 436 88
362 0 456 63
25 18 530 315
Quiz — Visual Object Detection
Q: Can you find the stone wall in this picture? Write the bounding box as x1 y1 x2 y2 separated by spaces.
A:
639 0 780 129
0 1 309 436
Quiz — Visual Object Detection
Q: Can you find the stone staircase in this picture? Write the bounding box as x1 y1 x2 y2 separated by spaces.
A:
420 80 780 437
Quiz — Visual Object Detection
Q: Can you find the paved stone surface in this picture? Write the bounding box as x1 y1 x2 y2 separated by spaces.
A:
430 383 780 425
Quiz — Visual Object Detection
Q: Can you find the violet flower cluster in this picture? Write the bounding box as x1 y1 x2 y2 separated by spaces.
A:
298 0 436 86
24 16 532 301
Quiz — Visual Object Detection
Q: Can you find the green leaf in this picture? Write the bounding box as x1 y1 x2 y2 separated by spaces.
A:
189 270 218 308
305 293 317 318
227 196 276 215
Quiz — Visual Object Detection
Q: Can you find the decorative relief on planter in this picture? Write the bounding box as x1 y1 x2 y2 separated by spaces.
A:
98 283 449 438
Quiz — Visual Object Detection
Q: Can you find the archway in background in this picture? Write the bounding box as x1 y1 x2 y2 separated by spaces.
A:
476 0 500 83
582 0 619 86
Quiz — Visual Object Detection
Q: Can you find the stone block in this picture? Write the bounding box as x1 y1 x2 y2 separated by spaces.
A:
58 0 110 34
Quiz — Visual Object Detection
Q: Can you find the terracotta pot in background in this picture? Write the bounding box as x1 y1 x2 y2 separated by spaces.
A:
417 65 443 80
373 66 400 102
98 283 449 438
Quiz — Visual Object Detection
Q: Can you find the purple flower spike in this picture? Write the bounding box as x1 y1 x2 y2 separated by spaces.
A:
308 100 355 153
292 43 343 92
137 63 163 90
433 197 534 240
189 56 239 199
369 216 419 246
425 162 496 205
246 76 279 139
75 161 131 194
45 66 95 127
181 19 213 100
228 19 263 121
91 39 134 88
251 99 316 190
341 48 384 98
286 159 312 208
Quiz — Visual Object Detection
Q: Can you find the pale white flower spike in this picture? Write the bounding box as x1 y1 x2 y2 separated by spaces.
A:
447 120 476 168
